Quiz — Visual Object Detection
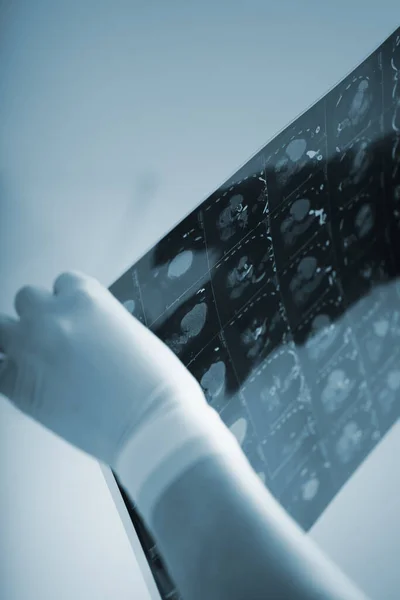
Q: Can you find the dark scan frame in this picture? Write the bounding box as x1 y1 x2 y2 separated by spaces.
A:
107 27 400 600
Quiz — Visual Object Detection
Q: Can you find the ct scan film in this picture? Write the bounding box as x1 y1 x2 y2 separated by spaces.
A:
110 28 400 600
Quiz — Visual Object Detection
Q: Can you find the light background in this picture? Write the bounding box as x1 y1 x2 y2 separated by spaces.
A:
0 2 399 599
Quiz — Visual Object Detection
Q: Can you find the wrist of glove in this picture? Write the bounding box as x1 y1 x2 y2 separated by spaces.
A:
115 399 245 528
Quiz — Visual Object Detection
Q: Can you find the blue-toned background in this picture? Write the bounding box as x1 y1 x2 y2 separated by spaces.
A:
0 2 399 599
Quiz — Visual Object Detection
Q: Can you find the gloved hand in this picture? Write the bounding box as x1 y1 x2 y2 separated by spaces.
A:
0 271 208 470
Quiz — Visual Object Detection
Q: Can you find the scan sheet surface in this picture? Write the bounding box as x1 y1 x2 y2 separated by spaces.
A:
110 27 400 600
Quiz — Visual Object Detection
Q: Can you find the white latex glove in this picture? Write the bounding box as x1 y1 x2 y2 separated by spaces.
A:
0 271 208 469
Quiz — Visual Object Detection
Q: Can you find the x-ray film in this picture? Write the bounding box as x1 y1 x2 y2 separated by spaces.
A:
110 27 400 600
